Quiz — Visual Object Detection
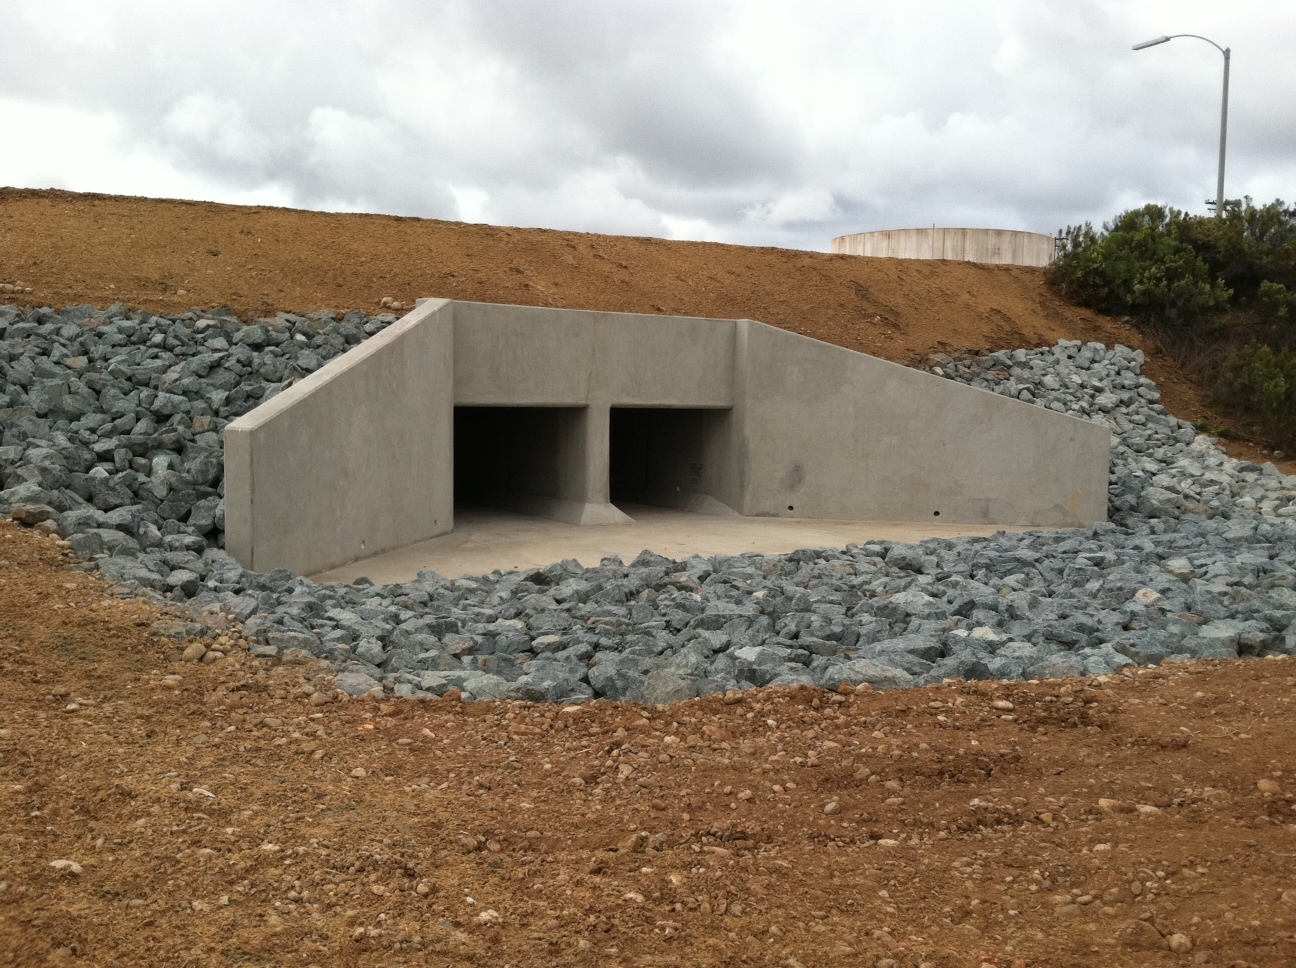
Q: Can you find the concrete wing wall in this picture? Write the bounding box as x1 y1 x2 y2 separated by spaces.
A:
224 299 454 574
729 321 1109 526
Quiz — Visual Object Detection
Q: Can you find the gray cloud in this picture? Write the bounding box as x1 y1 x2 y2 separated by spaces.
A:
1 0 1292 251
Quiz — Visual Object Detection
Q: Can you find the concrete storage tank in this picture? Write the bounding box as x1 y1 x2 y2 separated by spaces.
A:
831 227 1055 267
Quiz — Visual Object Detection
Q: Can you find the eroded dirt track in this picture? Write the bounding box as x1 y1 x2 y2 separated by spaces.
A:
1 520 1294 967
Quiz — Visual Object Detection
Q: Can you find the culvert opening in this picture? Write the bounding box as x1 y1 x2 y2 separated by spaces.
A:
454 406 586 515
609 407 730 511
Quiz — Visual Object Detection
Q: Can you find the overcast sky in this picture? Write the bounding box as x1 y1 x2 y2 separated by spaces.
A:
2 0 1292 251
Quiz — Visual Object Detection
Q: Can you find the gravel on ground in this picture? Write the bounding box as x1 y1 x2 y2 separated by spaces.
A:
3 304 1296 708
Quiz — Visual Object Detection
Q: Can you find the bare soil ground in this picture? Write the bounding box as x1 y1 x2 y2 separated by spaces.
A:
3 190 1296 966
0 187 1288 469
2 521 1295 968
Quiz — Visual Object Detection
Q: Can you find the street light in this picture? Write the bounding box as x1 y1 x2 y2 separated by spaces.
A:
1132 33 1231 217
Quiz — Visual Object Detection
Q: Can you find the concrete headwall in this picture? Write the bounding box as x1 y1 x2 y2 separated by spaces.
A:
452 302 735 407
831 228 1055 267
225 299 1109 575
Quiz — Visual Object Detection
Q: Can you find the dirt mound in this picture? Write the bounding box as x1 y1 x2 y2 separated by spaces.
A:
7 186 1284 468
0 190 1093 354
1 519 1294 967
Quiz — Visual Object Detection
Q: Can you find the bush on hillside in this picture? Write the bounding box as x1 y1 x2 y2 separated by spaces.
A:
1218 343 1296 449
1050 198 1296 447
1049 204 1231 328
1175 199 1296 305
1257 280 1296 330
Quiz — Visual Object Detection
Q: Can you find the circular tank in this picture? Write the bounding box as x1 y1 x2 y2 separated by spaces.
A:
831 227 1055 267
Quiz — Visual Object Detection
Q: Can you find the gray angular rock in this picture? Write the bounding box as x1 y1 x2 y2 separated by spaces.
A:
96 556 164 588
354 638 387 666
150 619 210 641
826 658 916 691
503 672 592 703
334 671 383 696
588 664 646 701
266 630 322 654
641 670 699 704
1026 654 1088 679
462 673 509 700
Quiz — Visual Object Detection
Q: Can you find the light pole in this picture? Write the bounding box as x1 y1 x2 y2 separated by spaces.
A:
1133 34 1231 217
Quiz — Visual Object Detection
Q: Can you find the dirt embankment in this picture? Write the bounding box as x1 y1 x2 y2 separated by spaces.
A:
6 186 1284 467
1 519 1295 967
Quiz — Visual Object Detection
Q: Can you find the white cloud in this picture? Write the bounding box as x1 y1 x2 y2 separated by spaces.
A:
447 185 491 224
14 0 115 53
743 189 839 228
489 165 673 240
0 96 293 207
0 0 1291 251
161 93 270 167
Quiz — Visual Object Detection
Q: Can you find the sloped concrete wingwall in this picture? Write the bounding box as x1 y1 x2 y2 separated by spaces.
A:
224 299 454 575
728 321 1109 525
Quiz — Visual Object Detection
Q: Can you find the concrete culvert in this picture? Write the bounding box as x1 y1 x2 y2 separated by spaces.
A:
225 300 1109 575
453 406 588 519
608 407 732 514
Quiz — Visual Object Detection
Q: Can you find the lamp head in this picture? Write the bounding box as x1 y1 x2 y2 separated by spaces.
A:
1133 35 1172 50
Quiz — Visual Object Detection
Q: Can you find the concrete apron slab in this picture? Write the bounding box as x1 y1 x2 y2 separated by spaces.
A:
310 504 1056 584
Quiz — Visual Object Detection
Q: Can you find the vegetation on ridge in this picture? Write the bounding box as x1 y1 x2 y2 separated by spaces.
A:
1049 198 1296 449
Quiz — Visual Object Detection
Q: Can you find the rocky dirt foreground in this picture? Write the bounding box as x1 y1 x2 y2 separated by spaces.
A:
1 521 1294 968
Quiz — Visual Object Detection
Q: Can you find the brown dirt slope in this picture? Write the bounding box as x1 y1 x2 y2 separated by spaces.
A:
0 188 1111 357
2 520 1295 968
6 186 1275 464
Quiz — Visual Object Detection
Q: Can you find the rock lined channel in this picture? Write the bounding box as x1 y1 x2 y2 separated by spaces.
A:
2 303 1295 702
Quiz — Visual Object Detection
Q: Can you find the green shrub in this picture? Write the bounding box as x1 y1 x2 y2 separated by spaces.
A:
1048 204 1231 328
1176 199 1296 302
1218 343 1296 448
1051 199 1296 446
1257 280 1296 325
